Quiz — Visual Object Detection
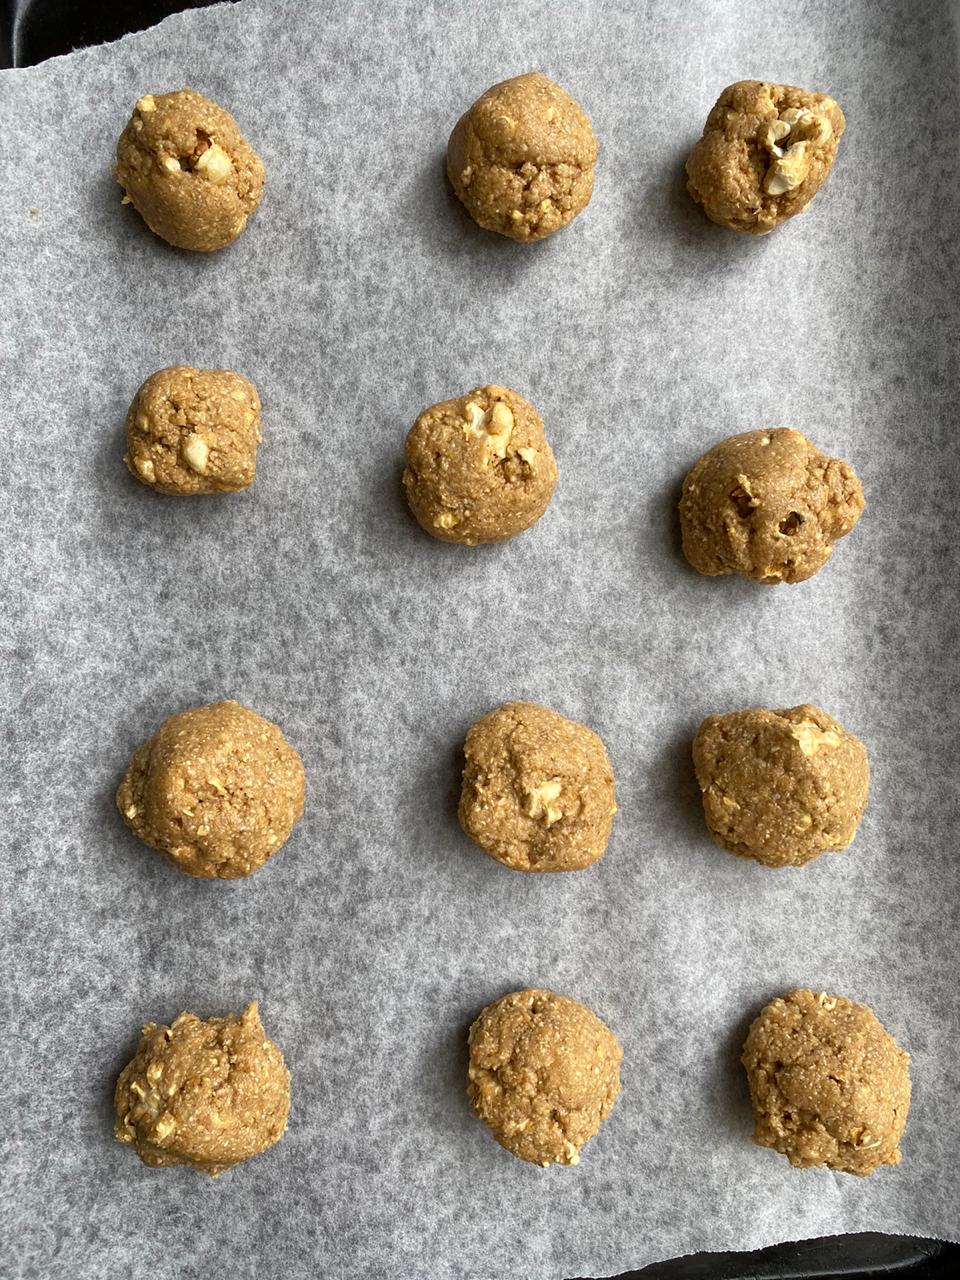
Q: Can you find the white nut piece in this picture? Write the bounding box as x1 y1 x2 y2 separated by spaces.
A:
790 719 842 756
525 778 563 826
136 95 156 114
181 434 210 474
162 155 182 173
433 512 460 529
517 447 538 465
151 1113 176 1142
134 458 156 484
195 142 233 185
765 141 812 196
462 398 515 467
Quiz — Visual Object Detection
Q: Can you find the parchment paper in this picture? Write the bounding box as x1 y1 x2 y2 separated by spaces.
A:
3 2 960 1277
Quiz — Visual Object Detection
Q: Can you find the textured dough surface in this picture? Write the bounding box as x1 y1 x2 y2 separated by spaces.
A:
115 1002 290 1176
742 988 910 1176
679 428 864 584
468 988 622 1166
117 700 305 878
447 72 597 241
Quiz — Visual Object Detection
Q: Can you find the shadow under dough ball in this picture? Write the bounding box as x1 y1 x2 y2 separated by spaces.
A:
115 88 264 251
692 704 869 868
459 701 616 871
125 366 262 494
686 80 845 234
117 700 305 879
403 385 557 545
742 988 911 1176
115 1002 290 1175
679 428 864 584
447 72 597 241
468 988 622 1167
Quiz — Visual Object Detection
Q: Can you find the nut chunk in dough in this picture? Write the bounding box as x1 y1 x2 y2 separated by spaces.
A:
115 1002 290 1176
115 88 264 251
125 366 262 495
742 988 911 1176
686 81 845 234
459 701 616 871
679 428 863 584
117 700 305 879
447 72 597 241
693 704 869 868
468 988 622 1167
403 385 557 545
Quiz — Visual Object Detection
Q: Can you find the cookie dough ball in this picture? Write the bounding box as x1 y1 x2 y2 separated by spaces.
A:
403 385 557 545
468 989 622 1167
686 81 845 234
459 701 616 872
742 988 910 1176
693 704 868 868
679 428 863 584
117 700 305 879
115 88 264 251
124 366 262 495
115 1002 290 1176
447 72 597 241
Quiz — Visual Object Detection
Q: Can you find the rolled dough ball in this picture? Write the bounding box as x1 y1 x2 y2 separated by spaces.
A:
403 385 557 545
468 988 622 1167
117 700 305 879
115 1002 290 1176
679 428 863 584
115 88 264 251
686 81 845 234
693 704 869 868
124 366 262 495
447 72 597 241
459 701 616 872
742 988 911 1176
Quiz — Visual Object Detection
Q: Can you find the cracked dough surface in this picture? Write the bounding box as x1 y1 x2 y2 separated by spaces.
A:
686 80 845 235
117 700 305 879
693 704 869 868
115 87 264 251
468 988 622 1167
115 1002 290 1176
679 428 864 584
742 988 911 1176
447 72 597 241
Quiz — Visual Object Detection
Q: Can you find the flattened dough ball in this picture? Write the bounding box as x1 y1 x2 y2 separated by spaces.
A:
117 700 305 879
693 704 869 868
742 988 910 1176
447 72 597 241
403 385 557 545
679 428 863 584
468 988 622 1167
125 366 262 495
459 701 616 871
115 1002 290 1175
115 88 264 251
686 81 845 234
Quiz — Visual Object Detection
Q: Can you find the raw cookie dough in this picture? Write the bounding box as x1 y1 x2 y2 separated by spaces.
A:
468 988 622 1167
115 1002 290 1176
693 704 869 868
447 72 597 241
686 81 845 234
742 988 911 1176
117 700 305 879
403 385 557 545
459 701 616 871
124 366 262 495
115 88 264 251
679 428 864 584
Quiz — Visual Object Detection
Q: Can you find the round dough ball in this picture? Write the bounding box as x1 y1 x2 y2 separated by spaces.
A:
115 1002 290 1176
115 88 264 251
686 81 845 235
403 385 557 545
117 700 305 879
679 428 863 584
742 988 910 1176
125 366 262 495
468 988 622 1167
459 701 616 872
447 72 597 241
692 704 869 868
